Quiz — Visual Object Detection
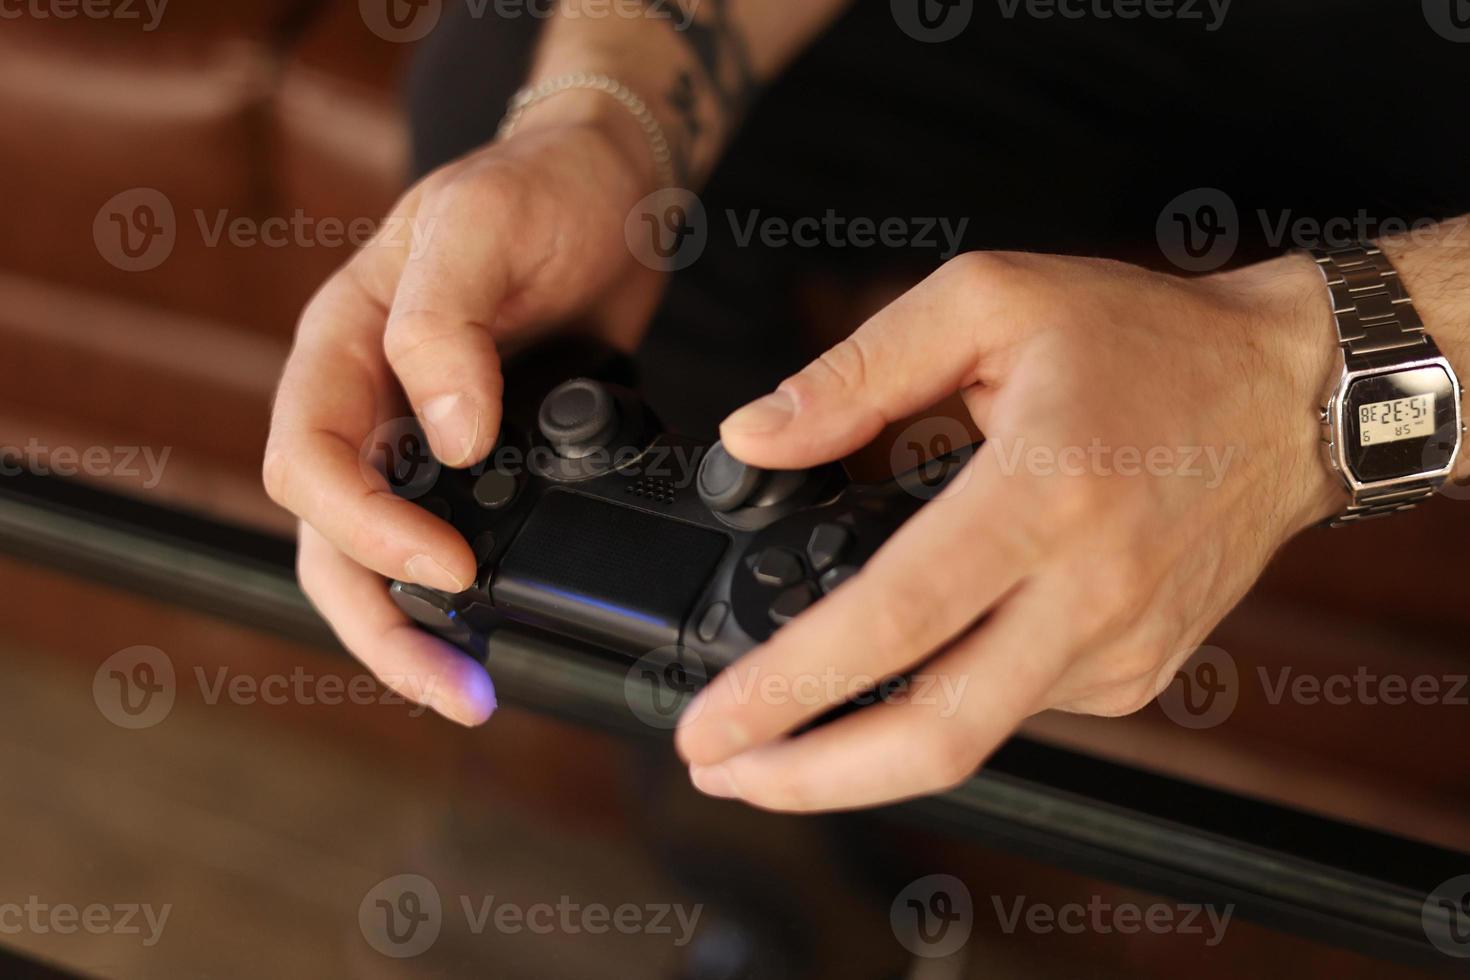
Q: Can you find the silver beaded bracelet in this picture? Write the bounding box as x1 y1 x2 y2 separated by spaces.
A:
496 72 676 189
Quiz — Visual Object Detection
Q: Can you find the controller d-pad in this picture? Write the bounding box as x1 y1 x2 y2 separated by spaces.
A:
819 565 858 593
752 548 804 588
769 583 817 625
805 523 850 572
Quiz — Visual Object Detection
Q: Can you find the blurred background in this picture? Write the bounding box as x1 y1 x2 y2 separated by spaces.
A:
1 1 1468 977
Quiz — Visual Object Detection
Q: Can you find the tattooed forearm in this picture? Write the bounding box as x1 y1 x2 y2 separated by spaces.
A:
645 0 758 183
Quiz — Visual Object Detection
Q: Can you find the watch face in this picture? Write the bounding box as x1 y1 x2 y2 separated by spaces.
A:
1342 365 1459 485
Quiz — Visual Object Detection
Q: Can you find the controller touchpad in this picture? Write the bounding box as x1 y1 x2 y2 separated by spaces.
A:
492 490 730 654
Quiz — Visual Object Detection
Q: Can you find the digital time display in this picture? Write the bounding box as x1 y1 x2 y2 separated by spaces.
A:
1358 393 1435 446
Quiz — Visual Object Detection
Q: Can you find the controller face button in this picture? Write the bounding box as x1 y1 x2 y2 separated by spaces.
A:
805 523 851 572
819 565 858 593
697 442 765 512
472 468 519 509
769 583 817 625
752 548 804 588
696 601 730 643
538 378 620 457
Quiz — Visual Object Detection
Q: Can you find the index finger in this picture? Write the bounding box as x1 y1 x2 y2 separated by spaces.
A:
264 255 476 594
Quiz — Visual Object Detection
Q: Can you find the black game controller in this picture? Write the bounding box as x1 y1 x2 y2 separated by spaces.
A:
388 368 973 667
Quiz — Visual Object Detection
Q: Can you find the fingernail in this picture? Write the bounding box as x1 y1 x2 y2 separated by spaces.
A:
690 764 739 799
421 392 480 466
426 684 495 728
405 553 468 593
722 389 795 435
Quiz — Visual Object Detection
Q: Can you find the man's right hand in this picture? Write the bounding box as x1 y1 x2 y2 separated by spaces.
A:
263 107 665 726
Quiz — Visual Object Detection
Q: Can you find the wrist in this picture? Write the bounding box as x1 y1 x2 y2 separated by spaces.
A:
498 82 667 196
1211 252 1351 528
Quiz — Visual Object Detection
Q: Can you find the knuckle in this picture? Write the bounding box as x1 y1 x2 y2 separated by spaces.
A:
382 309 460 366
1074 560 1154 639
1071 678 1158 718
797 336 873 399
919 726 982 789
868 577 945 660
261 443 294 508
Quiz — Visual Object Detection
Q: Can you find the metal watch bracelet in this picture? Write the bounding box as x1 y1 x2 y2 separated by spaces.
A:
1308 244 1443 525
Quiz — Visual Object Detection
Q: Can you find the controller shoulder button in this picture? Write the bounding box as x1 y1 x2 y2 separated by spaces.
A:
472 469 519 510
819 565 859 594
696 601 730 643
752 548 804 588
805 523 851 572
769 583 817 626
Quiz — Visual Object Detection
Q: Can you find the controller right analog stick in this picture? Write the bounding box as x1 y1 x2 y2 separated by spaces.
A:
697 442 767 512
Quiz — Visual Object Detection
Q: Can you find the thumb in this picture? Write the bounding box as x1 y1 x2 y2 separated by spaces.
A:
719 260 991 469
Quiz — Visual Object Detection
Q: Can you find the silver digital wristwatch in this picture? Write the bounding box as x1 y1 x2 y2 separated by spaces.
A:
1309 244 1464 526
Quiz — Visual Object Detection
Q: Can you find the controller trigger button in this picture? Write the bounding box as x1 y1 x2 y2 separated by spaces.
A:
752 548 804 588
696 601 729 643
806 523 851 572
769 583 817 626
819 565 858 594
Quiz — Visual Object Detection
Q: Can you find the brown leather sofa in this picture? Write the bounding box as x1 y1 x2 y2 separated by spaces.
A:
0 0 412 530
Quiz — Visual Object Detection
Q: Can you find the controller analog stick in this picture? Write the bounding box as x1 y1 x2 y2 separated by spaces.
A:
538 379 619 458
697 442 767 512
